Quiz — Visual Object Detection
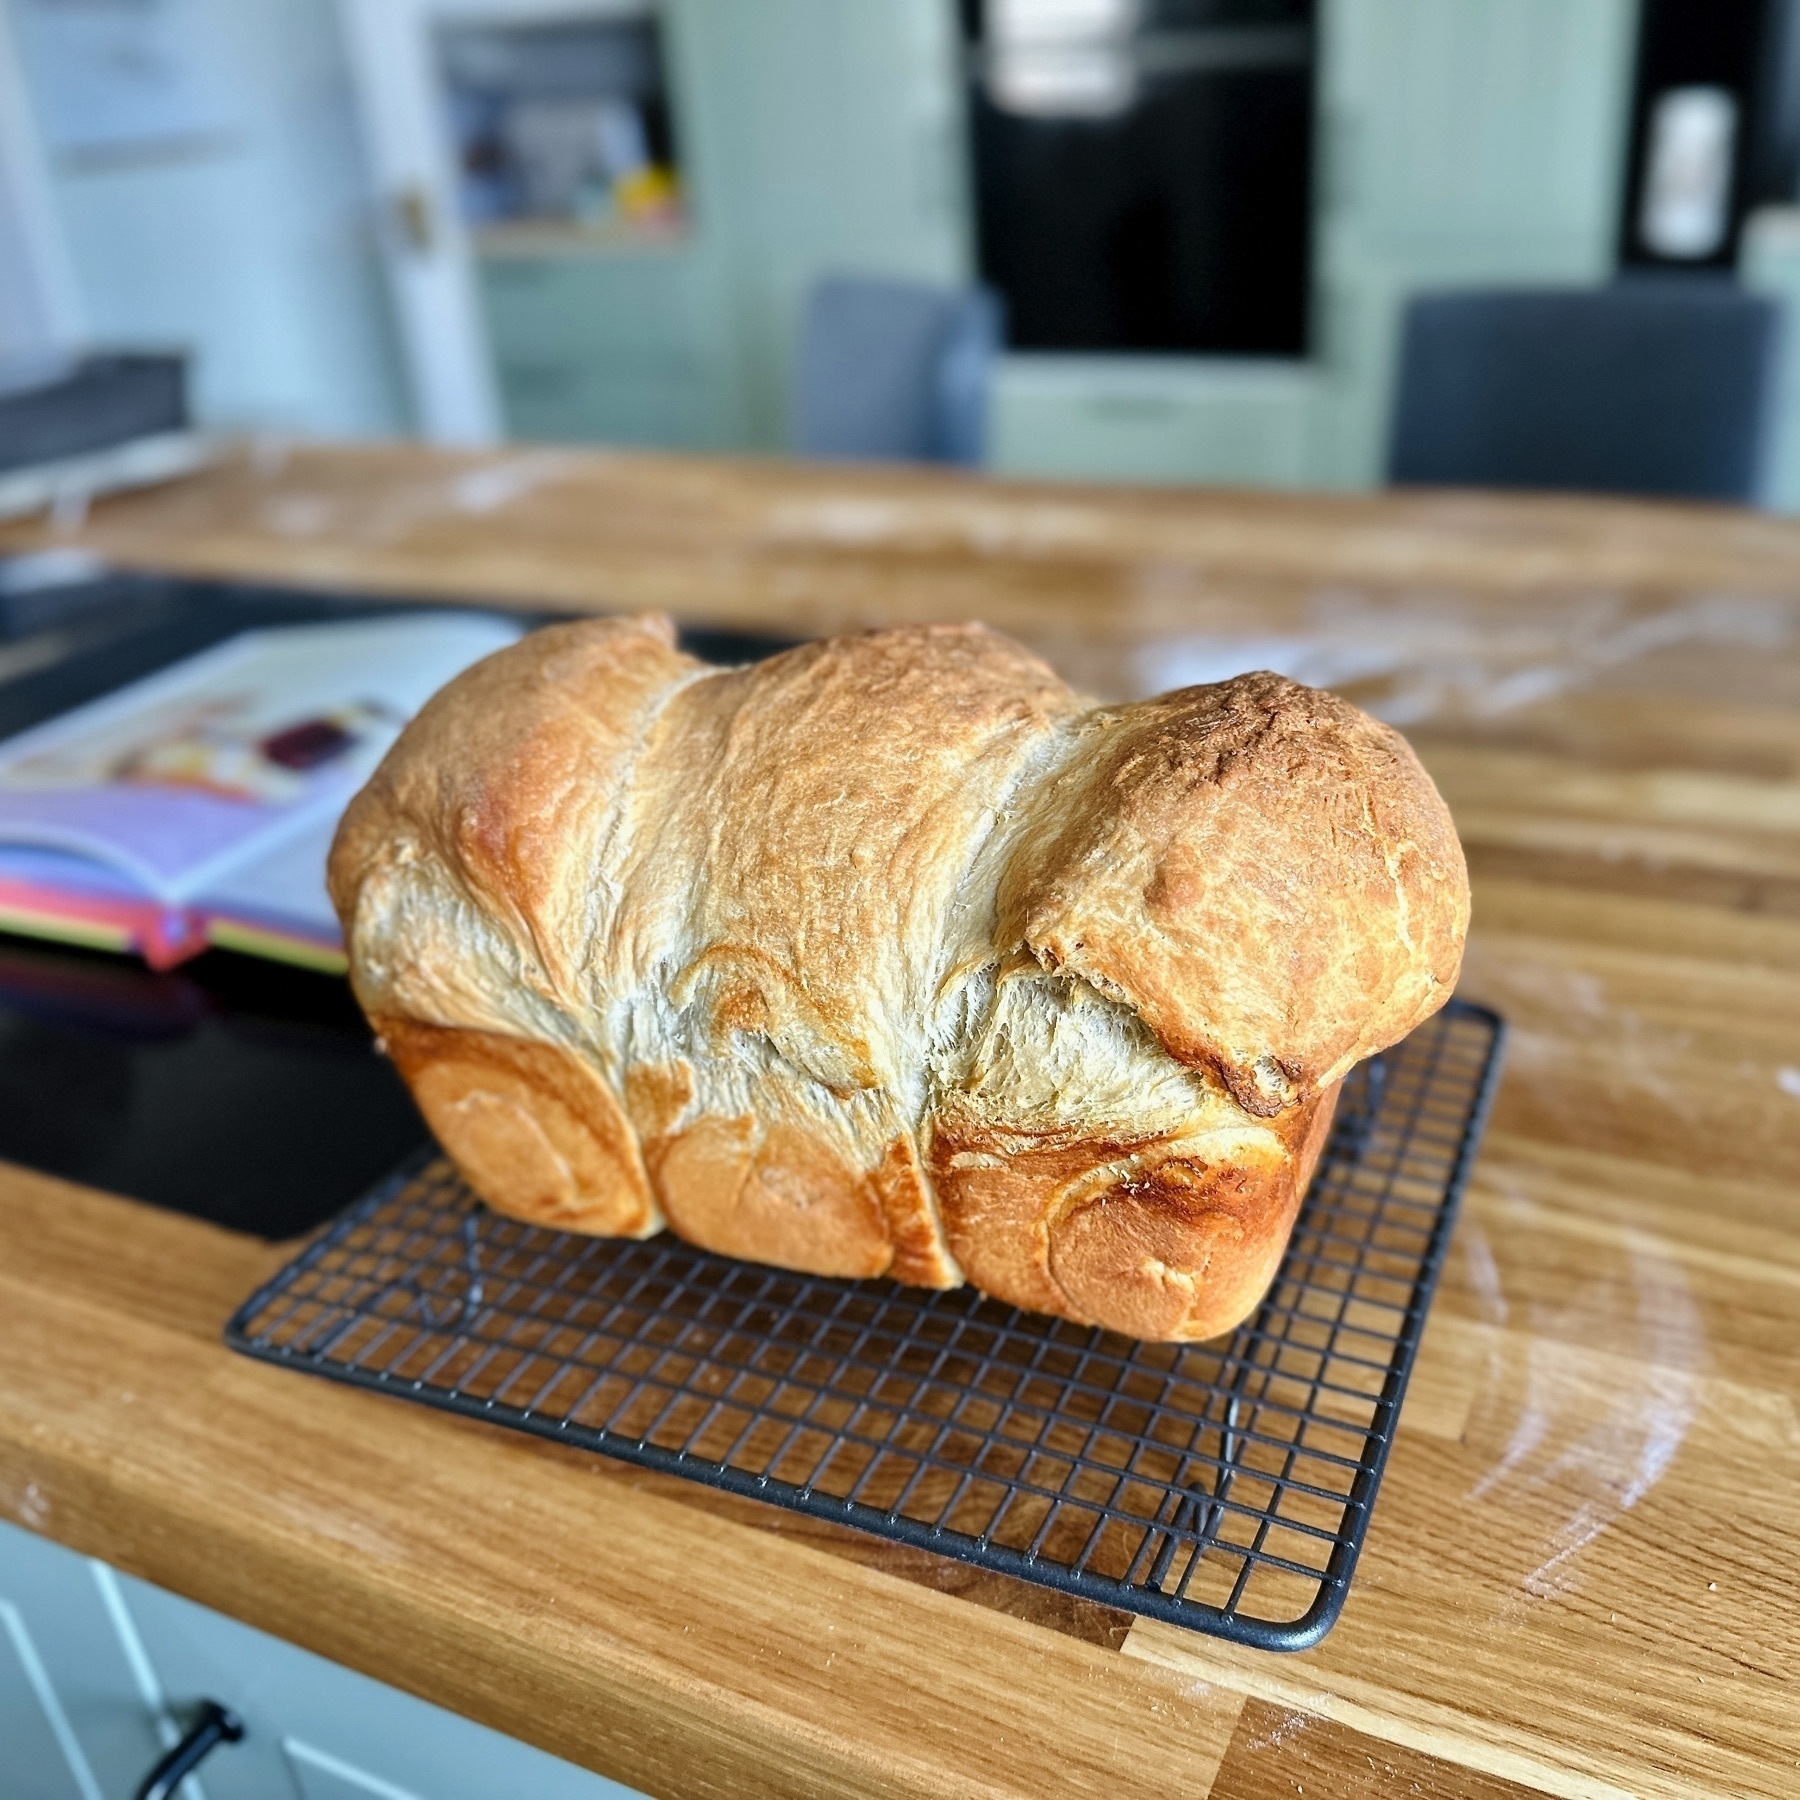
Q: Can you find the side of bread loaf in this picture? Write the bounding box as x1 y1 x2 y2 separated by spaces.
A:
330 614 1467 1341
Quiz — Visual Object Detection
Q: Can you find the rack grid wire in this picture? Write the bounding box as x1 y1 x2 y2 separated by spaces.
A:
227 998 1503 1651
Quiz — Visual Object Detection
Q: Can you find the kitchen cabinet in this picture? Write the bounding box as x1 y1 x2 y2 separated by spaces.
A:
344 0 968 451
1739 206 1800 513
991 0 1638 490
988 356 1316 490
1309 0 1638 485
1 1520 640 1800
0 1518 163 1800
479 241 737 450
487 0 968 450
668 0 970 446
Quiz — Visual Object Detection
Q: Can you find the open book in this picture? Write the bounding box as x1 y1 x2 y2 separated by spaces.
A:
0 612 523 970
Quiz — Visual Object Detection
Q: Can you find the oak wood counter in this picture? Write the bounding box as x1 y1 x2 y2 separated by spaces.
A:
4 443 1800 1798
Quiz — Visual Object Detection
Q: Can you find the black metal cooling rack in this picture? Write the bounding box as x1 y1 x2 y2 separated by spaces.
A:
227 998 1503 1651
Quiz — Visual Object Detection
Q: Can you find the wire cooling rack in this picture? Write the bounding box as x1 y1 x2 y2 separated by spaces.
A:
227 999 1503 1650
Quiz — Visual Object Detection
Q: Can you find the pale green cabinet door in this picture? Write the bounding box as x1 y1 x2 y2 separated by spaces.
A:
479 0 971 454
672 0 970 443
481 245 740 450
1739 210 1800 514
113 1570 644 1800
2 1519 644 1800
0 1520 166 1800
1321 0 1636 256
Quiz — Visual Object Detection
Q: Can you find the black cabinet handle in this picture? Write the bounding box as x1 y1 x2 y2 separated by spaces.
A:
133 1700 245 1800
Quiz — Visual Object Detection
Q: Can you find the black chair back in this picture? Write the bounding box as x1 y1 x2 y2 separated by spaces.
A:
1387 282 1782 502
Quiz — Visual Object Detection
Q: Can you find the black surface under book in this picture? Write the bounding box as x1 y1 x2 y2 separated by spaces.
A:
0 936 427 1239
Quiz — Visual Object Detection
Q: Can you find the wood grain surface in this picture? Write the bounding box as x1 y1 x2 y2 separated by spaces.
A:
3 444 1800 1797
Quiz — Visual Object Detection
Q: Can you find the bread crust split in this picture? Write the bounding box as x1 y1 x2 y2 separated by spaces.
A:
330 614 1467 1342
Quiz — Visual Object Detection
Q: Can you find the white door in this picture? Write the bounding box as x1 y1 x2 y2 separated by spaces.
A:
336 0 694 446
336 0 505 442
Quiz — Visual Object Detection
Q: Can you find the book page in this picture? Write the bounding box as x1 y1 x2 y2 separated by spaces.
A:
195 811 341 940
0 613 522 904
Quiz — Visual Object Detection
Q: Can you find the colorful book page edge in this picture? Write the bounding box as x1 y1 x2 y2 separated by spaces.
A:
0 875 208 967
205 916 347 975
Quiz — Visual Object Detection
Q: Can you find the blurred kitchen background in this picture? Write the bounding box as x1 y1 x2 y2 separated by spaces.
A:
7 0 1800 507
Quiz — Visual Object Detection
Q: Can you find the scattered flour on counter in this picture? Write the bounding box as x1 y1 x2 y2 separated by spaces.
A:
1461 1209 1703 1604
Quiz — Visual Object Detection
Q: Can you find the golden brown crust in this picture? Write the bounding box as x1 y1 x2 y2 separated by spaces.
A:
376 1015 659 1237
614 621 1079 1089
927 1124 1101 1322
335 616 1467 1340
329 613 695 1003
871 1135 962 1288
652 1115 892 1279
929 1082 1338 1340
1005 673 1467 1114
1046 1082 1339 1340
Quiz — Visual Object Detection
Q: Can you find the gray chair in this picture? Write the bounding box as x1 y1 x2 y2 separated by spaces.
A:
1387 282 1783 502
793 276 1004 466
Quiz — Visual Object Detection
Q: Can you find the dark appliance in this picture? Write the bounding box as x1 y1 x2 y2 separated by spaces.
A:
961 0 1317 356
1619 0 1800 269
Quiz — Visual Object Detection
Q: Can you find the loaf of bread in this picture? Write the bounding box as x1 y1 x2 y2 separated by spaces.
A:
329 615 1467 1341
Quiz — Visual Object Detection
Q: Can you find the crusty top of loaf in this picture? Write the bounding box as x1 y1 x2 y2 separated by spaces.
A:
1002 671 1468 1114
328 612 697 1008
329 615 1467 1118
606 621 1080 1098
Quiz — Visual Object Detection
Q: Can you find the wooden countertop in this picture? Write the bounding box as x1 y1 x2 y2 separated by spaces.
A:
3 444 1800 1798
